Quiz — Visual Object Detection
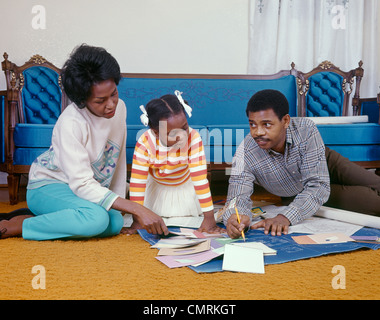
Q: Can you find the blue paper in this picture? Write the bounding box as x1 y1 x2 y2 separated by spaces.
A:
138 227 380 273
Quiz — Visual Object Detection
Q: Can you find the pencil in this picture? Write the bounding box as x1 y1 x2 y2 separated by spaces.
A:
234 205 246 242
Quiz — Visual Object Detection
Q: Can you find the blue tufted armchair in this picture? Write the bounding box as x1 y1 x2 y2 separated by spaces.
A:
296 61 380 173
1 53 68 204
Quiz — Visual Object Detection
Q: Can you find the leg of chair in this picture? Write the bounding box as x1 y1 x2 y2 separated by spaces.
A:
7 173 20 205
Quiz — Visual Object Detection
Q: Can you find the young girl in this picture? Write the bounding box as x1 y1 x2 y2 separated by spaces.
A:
126 91 223 234
0 44 168 240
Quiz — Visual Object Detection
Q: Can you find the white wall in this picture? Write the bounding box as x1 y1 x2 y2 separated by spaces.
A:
0 0 250 90
1 1 378 94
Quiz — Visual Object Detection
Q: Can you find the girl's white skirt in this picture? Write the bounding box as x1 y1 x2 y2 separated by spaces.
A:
144 175 205 228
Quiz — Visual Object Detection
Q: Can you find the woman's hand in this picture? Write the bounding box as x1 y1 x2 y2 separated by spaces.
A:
113 197 169 235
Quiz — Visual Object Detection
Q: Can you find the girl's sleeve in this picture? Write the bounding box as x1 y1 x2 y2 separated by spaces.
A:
188 130 214 213
129 134 150 205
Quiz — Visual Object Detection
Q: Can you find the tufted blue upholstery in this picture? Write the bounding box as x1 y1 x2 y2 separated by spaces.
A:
21 66 62 124
295 61 380 170
1 52 70 203
10 66 63 165
306 72 344 117
118 74 298 164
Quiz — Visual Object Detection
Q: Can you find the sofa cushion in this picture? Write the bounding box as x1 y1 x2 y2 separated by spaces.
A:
327 145 380 162
14 147 47 165
317 122 380 162
317 123 380 145
14 123 54 148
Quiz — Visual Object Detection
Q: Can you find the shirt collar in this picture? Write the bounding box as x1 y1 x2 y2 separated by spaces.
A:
266 127 293 156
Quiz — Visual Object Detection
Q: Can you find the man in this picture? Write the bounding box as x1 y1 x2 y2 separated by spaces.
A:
224 89 380 238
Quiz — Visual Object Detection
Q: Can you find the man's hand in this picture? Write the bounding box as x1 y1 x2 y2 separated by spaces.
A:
250 214 290 236
226 214 250 239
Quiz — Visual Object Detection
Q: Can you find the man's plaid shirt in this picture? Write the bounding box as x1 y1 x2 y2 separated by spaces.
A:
223 117 330 226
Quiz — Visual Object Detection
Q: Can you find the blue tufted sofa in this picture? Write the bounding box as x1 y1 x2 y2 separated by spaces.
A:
117 71 299 178
119 68 380 176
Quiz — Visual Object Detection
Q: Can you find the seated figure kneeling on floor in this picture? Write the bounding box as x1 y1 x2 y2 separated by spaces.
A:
125 91 223 235
223 89 380 239
0 44 169 240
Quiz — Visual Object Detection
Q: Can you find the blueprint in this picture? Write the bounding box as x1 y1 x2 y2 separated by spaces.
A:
138 225 380 273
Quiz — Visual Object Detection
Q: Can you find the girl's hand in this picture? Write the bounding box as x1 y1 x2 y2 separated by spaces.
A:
197 211 226 234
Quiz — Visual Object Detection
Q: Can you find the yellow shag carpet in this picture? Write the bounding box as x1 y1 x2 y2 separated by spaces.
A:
1 201 379 300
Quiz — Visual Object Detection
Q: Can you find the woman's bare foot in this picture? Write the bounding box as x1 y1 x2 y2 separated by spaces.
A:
0 215 33 239
120 220 142 235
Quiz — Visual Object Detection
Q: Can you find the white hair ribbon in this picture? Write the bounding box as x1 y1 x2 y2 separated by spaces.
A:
139 105 149 126
174 90 192 118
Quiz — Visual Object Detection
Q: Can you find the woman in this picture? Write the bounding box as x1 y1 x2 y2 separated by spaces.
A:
0 44 168 240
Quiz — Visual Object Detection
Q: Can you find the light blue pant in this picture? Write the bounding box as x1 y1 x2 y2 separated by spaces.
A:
24 183 124 241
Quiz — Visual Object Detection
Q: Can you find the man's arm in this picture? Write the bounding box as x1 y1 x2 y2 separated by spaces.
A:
251 124 330 236
223 138 256 238
280 127 330 225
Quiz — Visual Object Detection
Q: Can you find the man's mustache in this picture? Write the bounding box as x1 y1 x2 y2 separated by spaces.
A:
254 137 270 142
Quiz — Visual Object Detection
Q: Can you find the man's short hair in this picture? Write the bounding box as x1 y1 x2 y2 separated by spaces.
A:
246 89 289 120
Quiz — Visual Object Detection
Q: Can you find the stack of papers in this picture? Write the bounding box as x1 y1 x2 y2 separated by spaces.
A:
154 237 225 268
152 228 228 268
152 228 276 273
151 237 207 249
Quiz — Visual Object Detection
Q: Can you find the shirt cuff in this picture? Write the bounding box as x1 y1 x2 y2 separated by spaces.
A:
98 191 119 211
281 205 303 225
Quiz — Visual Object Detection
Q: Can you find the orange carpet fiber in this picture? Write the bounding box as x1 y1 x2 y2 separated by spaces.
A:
1 201 379 300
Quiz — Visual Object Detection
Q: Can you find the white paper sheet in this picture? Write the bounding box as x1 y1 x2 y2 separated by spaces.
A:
222 244 265 274
315 206 380 229
253 205 364 235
